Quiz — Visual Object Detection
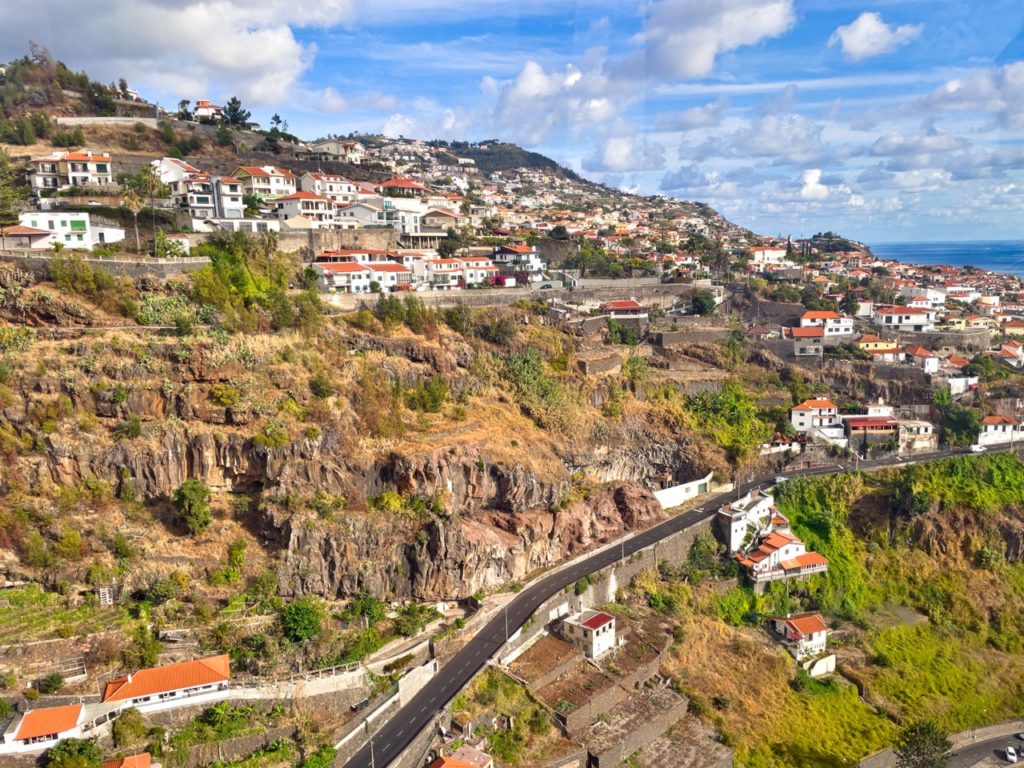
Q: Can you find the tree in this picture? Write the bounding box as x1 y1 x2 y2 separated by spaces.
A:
38 672 64 693
270 113 283 130
280 596 324 642
0 148 27 252
121 186 143 253
839 291 860 316
216 125 232 147
223 96 251 127
691 289 717 316
895 720 951 768
177 99 192 120
549 224 569 240
172 479 212 535
46 738 102 768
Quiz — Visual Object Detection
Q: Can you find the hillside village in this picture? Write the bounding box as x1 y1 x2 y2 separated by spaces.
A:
3 49 1024 768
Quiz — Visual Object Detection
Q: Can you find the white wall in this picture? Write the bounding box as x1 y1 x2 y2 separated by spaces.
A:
653 471 715 509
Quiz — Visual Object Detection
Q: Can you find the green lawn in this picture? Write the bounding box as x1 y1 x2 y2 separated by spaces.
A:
0 584 131 643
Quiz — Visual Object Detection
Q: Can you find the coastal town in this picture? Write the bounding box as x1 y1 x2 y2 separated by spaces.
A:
1 42 1024 768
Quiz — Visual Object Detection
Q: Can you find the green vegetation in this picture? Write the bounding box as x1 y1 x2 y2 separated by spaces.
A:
111 707 147 748
172 479 213 535
46 738 103 768
280 596 324 642
165 703 269 767
457 668 552 764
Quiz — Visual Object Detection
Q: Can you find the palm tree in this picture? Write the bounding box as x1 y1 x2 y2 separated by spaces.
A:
121 186 143 253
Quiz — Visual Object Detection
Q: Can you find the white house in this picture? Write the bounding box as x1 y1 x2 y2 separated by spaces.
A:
748 247 792 272
1 704 85 752
298 172 358 205
717 489 788 553
29 150 114 194
790 398 840 434
419 258 463 289
978 415 1023 446
1 655 230 755
151 157 203 186
492 244 546 282
736 530 829 588
562 610 616 659
904 346 939 374
872 306 937 332
193 99 224 121
304 139 365 164
268 191 334 225
899 285 946 310
771 612 830 660
458 256 499 286
799 310 855 337
18 212 124 251
315 262 373 293
233 165 297 200
366 261 413 291
167 174 245 222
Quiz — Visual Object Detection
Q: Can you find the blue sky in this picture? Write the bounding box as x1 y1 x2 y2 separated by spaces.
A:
3 0 1023 242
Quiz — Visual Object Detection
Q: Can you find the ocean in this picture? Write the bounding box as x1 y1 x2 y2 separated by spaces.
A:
869 241 1024 278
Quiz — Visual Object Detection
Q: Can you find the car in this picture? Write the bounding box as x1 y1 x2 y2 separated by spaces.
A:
970 444 987 453
540 283 554 289
1017 732 1024 740
350 698 370 712
1008 746 1018 763
774 476 789 484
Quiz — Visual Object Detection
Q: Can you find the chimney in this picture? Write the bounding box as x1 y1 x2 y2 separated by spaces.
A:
126 673 132 683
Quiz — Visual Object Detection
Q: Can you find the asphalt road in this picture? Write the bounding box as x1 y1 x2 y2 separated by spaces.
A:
950 733 1024 767
342 443 1008 768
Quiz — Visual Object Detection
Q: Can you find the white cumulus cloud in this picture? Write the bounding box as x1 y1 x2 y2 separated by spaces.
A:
828 12 923 62
799 168 829 200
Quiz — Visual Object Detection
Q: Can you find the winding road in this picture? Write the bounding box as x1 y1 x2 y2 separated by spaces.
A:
342 444 1010 768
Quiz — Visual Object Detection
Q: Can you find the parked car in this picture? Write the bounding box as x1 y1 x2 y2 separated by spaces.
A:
540 283 554 289
774 476 789 484
1007 745 1018 763
970 444 987 453
350 698 370 712
1017 732 1024 740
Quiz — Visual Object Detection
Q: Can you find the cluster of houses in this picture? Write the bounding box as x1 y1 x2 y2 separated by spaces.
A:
312 243 546 293
788 397 939 454
0 654 230 755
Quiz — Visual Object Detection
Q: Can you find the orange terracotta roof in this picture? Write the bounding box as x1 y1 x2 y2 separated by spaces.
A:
1 225 52 236
366 262 410 273
779 612 829 636
801 310 841 320
789 326 824 338
983 415 1016 425
65 151 111 162
428 759 476 768
780 552 829 571
603 299 646 311
104 754 152 768
792 399 837 411
102 654 230 702
272 191 331 202
15 704 82 740
319 262 371 273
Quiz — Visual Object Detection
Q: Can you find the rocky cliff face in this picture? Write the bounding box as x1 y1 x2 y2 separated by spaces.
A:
272 481 665 600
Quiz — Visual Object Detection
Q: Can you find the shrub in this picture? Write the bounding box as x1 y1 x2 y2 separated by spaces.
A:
117 416 142 439
46 739 102 768
227 538 247 568
37 672 64 694
406 375 449 412
253 422 290 449
298 745 336 768
280 596 324 642
111 707 146 747
309 371 335 398
209 384 241 407
172 478 212 535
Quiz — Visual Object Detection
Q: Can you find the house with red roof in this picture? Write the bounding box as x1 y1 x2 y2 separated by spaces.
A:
29 150 114 194
1 704 85 751
428 745 493 768
717 489 789 553
790 398 839 434
491 244 547 283
232 165 297 200
735 530 829 590
104 753 153 768
783 325 825 357
771 612 830 661
268 191 335 226
193 99 223 121
904 345 939 374
798 310 854 337
314 261 373 293
979 414 1023 447
561 610 617 659
422 208 468 231
871 306 937 332
601 299 649 320
102 654 230 709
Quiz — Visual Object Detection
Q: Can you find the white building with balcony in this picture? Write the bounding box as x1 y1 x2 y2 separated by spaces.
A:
561 610 616 659
269 191 335 226
29 150 113 194
872 306 938 332
790 398 840 434
18 211 124 251
492 244 546 282
233 165 297 200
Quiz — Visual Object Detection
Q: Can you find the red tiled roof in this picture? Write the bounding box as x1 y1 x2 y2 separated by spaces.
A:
428 759 476 768
272 191 331 202
779 612 829 637
366 262 411 273
983 415 1016 425
319 262 371 273
102 654 230 702
780 552 829 571
801 310 841 320
792 399 837 411
582 611 614 630
501 244 535 253
845 416 897 429
875 306 933 315
104 754 152 768
1 225 51 236
603 299 646 311
15 705 82 740
789 326 824 338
